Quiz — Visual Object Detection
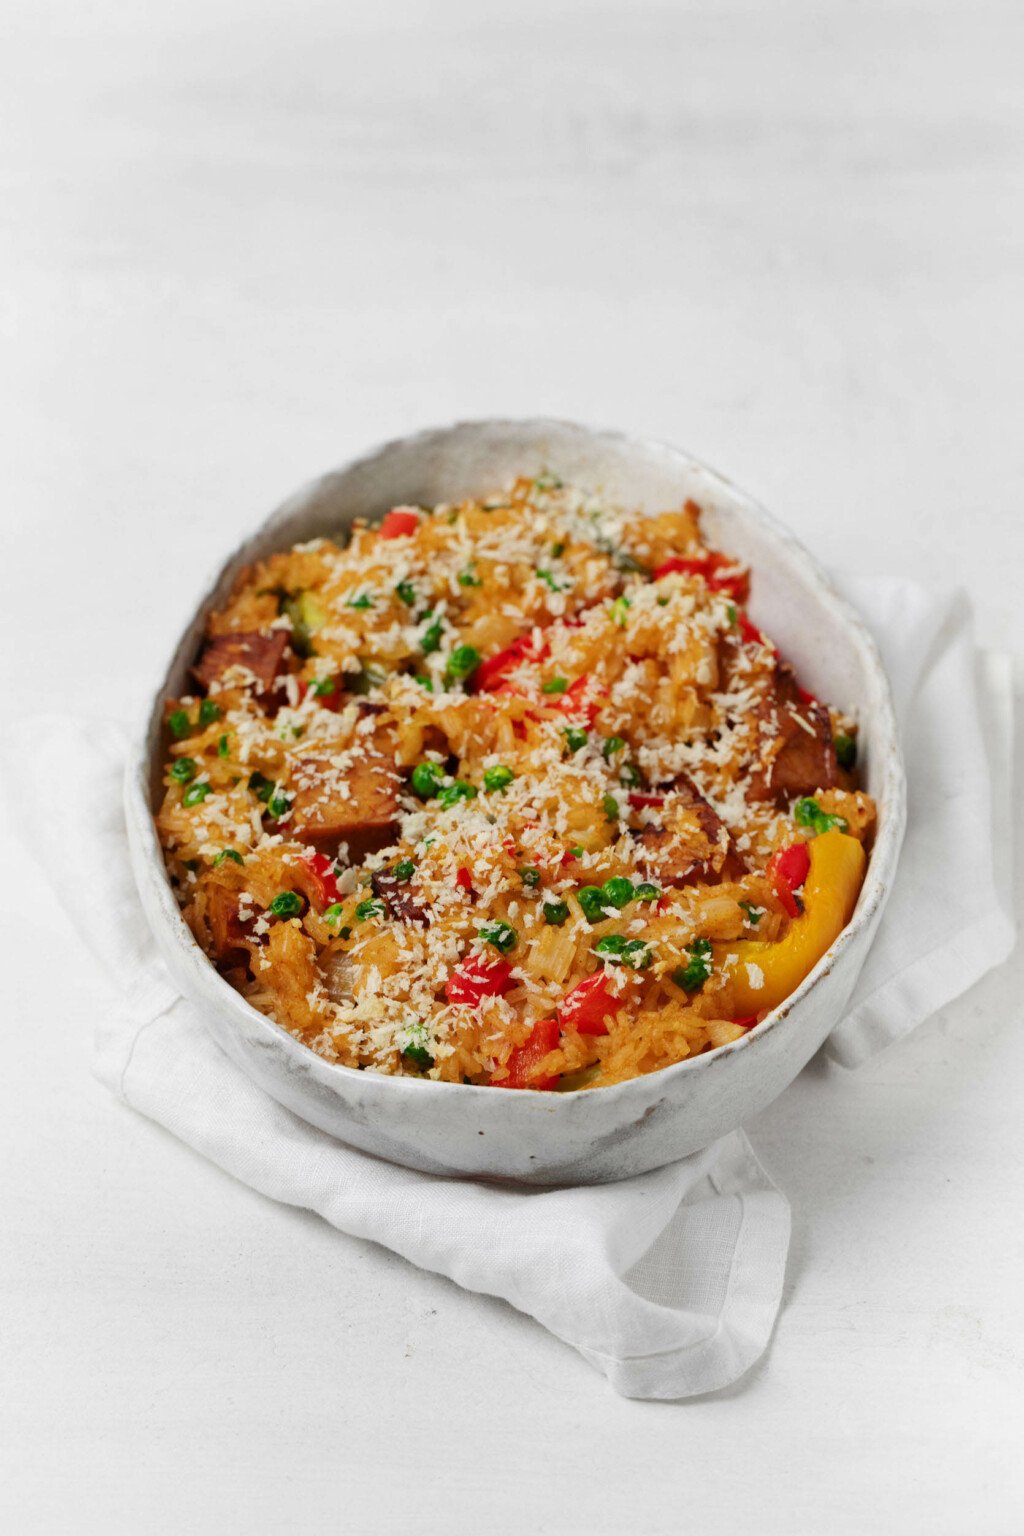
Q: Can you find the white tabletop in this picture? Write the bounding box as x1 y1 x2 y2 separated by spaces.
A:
2 2 1022 1531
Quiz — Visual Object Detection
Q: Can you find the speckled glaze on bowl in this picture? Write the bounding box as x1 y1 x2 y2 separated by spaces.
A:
125 420 906 1184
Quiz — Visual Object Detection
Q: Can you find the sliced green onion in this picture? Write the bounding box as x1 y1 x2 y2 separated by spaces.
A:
212 849 244 868
170 757 197 784
355 898 385 920
182 782 211 808
483 764 515 792
542 676 568 695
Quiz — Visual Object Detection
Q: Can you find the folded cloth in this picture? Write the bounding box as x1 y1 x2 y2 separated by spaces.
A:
5 580 1014 1400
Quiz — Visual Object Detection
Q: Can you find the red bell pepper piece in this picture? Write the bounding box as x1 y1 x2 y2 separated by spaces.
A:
476 634 550 693
379 507 419 539
552 674 603 725
499 1018 561 1090
446 955 514 1006
455 866 474 893
296 677 343 712
737 614 768 648
767 842 810 919
557 972 618 1036
628 792 665 809
302 852 341 908
732 1015 759 1030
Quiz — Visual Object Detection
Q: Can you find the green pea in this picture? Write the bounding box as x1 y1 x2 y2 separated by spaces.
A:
602 794 620 821
479 921 517 953
392 859 416 881
168 709 191 740
402 1044 434 1071
411 761 444 799
600 877 634 909
267 792 292 820
519 866 541 888
420 616 444 653
356 898 385 920
564 727 588 753
483 764 515 792
458 569 482 587
199 699 222 726
602 736 625 760
437 781 477 809
248 771 274 802
269 891 304 919
595 935 651 969
182 782 211 808
395 580 417 606
635 882 660 903
323 903 345 923
834 733 857 770
578 885 607 923
446 644 481 683
543 900 570 926
674 939 713 993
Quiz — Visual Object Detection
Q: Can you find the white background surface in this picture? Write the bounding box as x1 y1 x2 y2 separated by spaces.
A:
2 2 1022 1532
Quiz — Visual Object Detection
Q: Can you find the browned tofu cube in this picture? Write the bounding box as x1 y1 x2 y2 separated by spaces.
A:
192 629 289 694
288 749 400 860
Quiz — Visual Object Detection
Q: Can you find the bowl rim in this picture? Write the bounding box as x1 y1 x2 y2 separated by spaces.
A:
124 415 907 1102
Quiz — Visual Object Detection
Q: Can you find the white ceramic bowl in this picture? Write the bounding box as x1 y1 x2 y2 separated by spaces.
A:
125 419 906 1184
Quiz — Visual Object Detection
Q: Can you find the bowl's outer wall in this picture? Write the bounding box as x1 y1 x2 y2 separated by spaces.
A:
126 420 906 1184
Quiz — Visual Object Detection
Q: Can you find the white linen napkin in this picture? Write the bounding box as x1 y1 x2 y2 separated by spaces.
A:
6 579 1014 1400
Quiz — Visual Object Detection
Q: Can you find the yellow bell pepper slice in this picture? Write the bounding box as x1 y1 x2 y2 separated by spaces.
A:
714 829 867 1016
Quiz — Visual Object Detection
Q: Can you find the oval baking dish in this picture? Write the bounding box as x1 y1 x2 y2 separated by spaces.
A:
125 420 906 1183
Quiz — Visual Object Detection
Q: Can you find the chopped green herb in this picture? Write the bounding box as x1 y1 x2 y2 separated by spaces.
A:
269 891 304 919
543 900 570 926
395 579 417 606
674 938 713 993
542 676 568 694
168 709 191 740
346 591 375 610
610 596 631 627
198 699 222 726
564 727 589 753
483 764 515 792
458 568 482 587
446 644 481 683
217 734 230 758
437 780 477 810
411 761 444 799
738 901 762 926
414 674 434 692
355 898 385 920
834 733 857 770
170 757 197 784
479 920 517 953
392 859 416 881
601 877 634 909
537 569 566 593
212 849 244 868
182 782 211 808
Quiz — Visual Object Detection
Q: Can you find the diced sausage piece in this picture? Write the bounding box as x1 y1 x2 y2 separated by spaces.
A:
205 884 253 968
192 629 289 694
747 663 837 804
288 749 400 859
633 773 740 888
371 868 429 924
